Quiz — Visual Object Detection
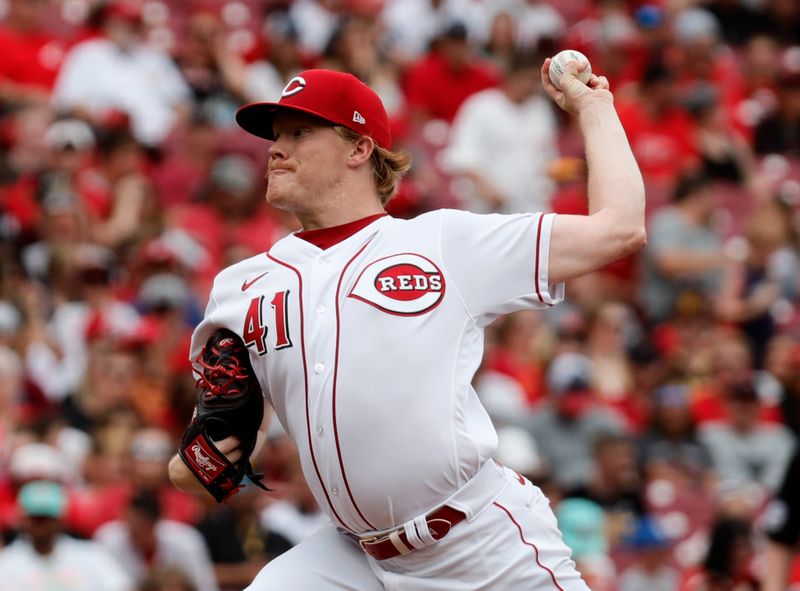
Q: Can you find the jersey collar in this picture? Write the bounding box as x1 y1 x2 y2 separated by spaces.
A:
294 213 388 250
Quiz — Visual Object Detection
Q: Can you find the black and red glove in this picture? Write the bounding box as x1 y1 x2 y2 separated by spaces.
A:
178 328 270 502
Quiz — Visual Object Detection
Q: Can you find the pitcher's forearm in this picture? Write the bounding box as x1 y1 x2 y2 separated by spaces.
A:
168 453 207 493
579 100 645 231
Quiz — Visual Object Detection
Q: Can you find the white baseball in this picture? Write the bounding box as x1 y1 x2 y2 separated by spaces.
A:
548 50 592 90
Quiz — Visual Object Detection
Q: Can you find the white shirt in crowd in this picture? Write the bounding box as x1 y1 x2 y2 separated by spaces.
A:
381 0 489 60
52 38 190 146
0 535 132 591
94 519 219 591
24 299 140 402
443 88 558 214
260 501 330 547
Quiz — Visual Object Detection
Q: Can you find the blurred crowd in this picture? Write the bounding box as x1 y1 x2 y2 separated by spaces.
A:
0 0 799 589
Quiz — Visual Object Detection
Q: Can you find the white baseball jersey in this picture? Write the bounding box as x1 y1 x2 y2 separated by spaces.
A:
190 209 563 534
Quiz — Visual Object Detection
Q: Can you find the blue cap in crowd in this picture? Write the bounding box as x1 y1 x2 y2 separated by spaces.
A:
18 480 67 519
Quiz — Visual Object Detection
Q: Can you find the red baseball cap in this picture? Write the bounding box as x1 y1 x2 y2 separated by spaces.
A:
236 69 392 149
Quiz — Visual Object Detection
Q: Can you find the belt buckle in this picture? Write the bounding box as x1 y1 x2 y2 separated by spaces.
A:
358 534 381 551
426 517 452 539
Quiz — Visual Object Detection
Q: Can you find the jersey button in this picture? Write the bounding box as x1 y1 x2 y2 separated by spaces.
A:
331 486 339 496
316 305 326 314
316 426 324 436
314 363 324 373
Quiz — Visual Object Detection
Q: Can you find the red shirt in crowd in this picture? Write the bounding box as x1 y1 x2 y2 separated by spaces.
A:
170 202 284 290
0 26 67 91
403 52 499 123
616 100 698 182
690 384 784 425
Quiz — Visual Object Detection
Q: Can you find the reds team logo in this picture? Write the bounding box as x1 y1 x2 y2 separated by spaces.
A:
349 254 445 316
281 76 306 97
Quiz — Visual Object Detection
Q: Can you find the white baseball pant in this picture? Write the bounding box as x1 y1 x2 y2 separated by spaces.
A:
246 466 591 590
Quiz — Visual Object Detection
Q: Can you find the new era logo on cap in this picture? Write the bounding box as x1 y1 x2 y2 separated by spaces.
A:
235 69 392 149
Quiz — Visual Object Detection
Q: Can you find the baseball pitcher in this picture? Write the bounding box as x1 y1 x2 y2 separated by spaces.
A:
169 58 646 590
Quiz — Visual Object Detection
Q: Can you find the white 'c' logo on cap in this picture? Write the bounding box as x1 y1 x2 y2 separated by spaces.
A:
281 76 307 97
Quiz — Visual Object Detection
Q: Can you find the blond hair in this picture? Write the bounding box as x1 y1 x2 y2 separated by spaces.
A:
334 126 412 204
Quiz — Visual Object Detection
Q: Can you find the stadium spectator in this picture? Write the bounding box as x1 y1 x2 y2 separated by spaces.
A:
22 246 140 406
0 480 132 591
51 1 190 146
708 0 768 47
287 0 343 56
381 0 489 65
478 310 551 417
403 21 499 125
258 432 329 547
764 334 800 437
754 68 800 155
584 302 642 415
170 153 283 284
94 491 217 591
618 515 678 591
2 443 70 535
174 10 248 127
522 352 626 490
566 432 645 550
690 335 784 425
761 445 800 591
556 498 616 591
640 172 724 323
758 0 800 46
479 10 518 71
244 12 307 104
0 0 68 107
638 384 715 491
502 0 565 54
320 16 403 116
699 379 796 493
715 202 797 365
616 61 698 199
442 51 558 213
678 517 759 591
684 82 755 185
196 484 292 589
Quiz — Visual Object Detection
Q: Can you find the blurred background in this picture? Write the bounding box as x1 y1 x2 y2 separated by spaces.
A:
0 0 798 589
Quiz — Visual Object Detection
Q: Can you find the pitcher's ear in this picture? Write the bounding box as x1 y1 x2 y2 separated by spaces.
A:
347 135 374 168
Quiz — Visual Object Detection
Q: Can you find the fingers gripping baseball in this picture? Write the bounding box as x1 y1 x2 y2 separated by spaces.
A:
541 56 612 116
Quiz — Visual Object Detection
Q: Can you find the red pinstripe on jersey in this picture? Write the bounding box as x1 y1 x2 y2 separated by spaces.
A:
534 214 544 304
267 253 353 532
333 235 378 531
493 501 566 591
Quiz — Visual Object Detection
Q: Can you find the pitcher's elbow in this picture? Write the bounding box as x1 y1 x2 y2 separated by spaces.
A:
634 227 648 250
624 227 647 256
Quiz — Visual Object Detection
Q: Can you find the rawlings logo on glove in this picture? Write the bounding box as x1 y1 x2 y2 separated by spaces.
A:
178 328 270 502
192 444 218 473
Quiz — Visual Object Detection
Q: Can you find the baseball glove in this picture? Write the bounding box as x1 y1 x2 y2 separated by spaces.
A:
178 328 270 502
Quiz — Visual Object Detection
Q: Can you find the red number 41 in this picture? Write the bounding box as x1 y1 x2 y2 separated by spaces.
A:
242 291 292 355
